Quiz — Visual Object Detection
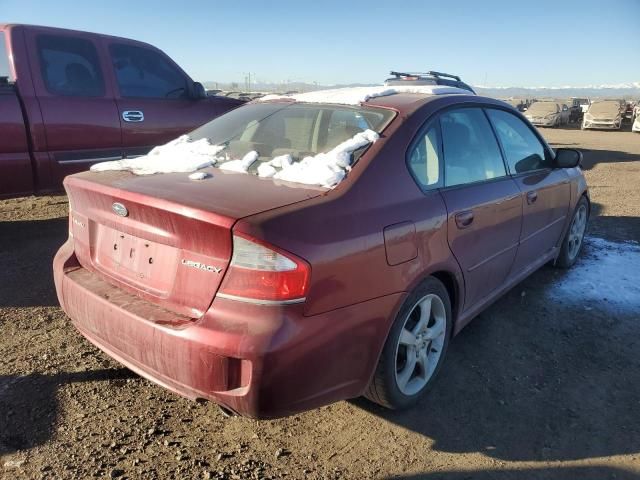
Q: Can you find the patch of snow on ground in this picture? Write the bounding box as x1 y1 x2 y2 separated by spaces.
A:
273 129 379 187
259 85 471 105
549 236 640 312
90 135 225 175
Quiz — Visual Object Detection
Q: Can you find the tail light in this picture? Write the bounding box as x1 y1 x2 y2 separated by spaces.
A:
217 233 310 304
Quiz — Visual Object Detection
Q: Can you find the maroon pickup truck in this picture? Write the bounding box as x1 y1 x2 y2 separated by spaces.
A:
0 24 243 198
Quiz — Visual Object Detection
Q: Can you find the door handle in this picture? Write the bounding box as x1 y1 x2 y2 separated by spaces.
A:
122 110 144 122
526 191 538 205
455 210 474 229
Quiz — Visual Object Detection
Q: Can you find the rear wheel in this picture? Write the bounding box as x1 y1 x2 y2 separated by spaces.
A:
556 196 588 268
365 277 452 409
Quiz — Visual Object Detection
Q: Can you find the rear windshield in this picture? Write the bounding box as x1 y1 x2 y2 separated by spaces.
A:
0 31 13 81
528 102 559 115
189 102 395 169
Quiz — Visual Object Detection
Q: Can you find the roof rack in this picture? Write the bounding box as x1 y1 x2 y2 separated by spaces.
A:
390 70 461 82
386 70 475 94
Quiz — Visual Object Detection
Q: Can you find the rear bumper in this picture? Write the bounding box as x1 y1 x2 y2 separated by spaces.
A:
54 240 402 418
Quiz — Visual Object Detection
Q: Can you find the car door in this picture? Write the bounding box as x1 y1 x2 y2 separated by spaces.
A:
25 29 122 187
485 108 571 277
437 107 522 311
105 41 227 158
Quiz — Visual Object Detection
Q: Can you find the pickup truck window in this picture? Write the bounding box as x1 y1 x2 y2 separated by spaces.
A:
110 44 188 99
36 35 105 97
0 32 12 81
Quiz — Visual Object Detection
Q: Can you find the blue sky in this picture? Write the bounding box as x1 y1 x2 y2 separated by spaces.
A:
3 0 639 87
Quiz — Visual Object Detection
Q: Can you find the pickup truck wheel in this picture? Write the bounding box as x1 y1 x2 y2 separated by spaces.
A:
556 197 589 269
364 277 452 410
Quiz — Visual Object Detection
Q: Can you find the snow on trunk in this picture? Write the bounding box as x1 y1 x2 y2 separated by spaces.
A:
90 135 225 175
272 129 379 187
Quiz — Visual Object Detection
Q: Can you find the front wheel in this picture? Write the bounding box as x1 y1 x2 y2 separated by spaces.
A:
556 197 589 268
364 277 452 410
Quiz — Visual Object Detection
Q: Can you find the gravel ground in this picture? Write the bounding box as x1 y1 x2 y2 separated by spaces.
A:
1 126 639 480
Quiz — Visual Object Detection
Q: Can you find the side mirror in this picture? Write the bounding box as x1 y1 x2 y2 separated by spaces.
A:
555 148 582 168
191 82 207 100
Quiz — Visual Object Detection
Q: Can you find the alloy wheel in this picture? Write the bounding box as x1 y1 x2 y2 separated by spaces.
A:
394 294 447 396
567 204 587 260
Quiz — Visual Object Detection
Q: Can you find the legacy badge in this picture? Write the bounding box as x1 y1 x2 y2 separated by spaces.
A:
181 259 222 274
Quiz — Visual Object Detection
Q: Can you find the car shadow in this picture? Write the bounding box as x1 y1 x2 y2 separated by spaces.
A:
385 465 640 480
353 219 640 463
0 217 68 307
0 368 136 454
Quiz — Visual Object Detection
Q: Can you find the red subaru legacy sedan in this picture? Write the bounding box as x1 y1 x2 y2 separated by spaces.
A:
54 81 589 418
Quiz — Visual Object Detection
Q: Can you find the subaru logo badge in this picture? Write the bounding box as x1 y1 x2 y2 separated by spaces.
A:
112 202 129 217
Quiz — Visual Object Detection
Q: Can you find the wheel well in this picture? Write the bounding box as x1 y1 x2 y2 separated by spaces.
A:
430 270 459 329
581 192 591 218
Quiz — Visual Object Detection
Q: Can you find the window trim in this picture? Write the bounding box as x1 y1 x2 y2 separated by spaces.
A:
35 34 106 98
483 106 556 177
108 42 190 100
404 117 444 192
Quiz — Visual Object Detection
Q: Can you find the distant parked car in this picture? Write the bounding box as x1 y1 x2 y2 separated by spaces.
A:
0 24 243 199
524 101 567 127
622 102 635 123
54 81 589 418
633 113 640 133
582 100 624 130
568 98 590 123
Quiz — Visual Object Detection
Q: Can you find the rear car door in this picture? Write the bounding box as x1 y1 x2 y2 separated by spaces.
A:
105 41 230 158
438 107 522 311
25 29 122 186
485 108 570 276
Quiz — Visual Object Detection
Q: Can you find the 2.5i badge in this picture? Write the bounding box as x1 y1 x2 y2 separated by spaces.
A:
181 259 222 274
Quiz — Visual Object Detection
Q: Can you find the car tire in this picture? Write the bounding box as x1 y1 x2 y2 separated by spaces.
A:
364 277 452 410
555 196 589 269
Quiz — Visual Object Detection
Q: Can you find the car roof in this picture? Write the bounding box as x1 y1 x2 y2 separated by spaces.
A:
0 23 158 50
258 85 483 116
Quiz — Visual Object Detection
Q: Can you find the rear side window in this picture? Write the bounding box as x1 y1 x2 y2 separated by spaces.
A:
110 44 188 99
407 124 442 189
486 109 550 173
440 108 506 187
36 35 105 97
0 32 13 81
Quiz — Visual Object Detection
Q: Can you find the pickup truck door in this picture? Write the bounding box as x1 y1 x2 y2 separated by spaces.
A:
104 41 240 158
24 28 122 189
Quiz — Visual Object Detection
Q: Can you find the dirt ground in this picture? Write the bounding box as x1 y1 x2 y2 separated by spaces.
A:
1 126 639 480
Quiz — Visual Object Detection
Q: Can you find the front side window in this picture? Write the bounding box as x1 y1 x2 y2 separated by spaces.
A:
407 124 441 189
110 44 188 99
440 108 506 187
36 35 105 97
486 109 550 173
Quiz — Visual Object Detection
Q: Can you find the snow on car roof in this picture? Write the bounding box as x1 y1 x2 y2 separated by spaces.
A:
259 85 472 106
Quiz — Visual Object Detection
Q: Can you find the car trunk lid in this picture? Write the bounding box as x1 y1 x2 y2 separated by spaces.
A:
64 169 324 318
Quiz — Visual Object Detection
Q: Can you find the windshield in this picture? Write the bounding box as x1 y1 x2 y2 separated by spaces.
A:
588 101 621 115
189 102 395 171
527 102 559 115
